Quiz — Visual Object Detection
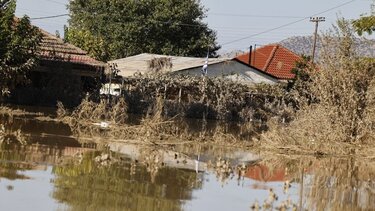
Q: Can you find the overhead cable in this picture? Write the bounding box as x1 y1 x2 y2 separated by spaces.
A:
30 13 69 20
221 0 357 46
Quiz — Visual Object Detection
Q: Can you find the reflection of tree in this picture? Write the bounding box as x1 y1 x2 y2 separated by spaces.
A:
0 128 30 180
0 141 63 180
52 152 201 211
0 143 39 180
0 116 69 180
304 157 375 210
0 162 32 180
258 155 375 210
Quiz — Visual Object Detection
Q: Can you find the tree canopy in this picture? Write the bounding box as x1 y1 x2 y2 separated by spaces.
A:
66 0 220 62
0 0 41 96
352 1 375 35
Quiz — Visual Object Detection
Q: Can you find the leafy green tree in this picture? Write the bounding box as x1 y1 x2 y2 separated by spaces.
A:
353 1 375 35
0 0 41 96
287 55 316 107
66 0 220 61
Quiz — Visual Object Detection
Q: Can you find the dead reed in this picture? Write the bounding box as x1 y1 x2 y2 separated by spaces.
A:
0 123 27 145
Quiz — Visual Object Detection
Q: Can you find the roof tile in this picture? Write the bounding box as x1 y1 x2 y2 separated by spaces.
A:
235 44 301 80
37 29 105 68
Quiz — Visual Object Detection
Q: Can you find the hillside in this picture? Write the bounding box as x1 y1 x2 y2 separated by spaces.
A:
279 36 375 59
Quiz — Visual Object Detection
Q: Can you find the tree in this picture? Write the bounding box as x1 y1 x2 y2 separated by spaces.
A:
66 0 220 62
0 0 41 96
352 0 375 35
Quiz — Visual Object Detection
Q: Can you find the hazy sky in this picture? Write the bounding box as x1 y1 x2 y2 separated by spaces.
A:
15 0 374 53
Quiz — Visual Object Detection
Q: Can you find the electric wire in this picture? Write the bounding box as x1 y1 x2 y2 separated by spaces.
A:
42 0 67 6
208 13 306 19
30 13 69 20
24 0 358 47
221 0 357 46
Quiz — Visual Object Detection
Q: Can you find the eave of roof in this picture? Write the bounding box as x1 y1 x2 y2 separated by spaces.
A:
37 29 106 68
110 53 231 77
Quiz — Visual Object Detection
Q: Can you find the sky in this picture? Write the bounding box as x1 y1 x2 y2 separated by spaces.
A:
15 0 375 54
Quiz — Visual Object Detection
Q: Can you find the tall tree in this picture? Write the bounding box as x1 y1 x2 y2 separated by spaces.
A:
0 0 41 96
66 0 220 61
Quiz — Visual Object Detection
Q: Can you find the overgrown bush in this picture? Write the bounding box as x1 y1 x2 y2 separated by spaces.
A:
122 73 290 123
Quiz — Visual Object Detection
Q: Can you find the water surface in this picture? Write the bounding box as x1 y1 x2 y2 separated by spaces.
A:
0 114 374 211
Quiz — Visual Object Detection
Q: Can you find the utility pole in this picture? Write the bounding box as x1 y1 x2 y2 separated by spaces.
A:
310 17 325 62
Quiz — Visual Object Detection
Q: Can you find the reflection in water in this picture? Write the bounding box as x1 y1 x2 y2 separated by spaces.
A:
0 115 375 211
252 156 375 211
302 157 375 210
52 151 201 211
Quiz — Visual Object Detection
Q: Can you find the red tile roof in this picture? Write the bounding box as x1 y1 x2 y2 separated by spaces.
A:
235 44 301 80
38 29 105 68
245 164 286 182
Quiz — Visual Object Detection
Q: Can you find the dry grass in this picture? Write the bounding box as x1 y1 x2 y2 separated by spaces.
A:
0 106 44 117
57 96 128 125
57 93 260 146
0 123 27 145
148 57 173 72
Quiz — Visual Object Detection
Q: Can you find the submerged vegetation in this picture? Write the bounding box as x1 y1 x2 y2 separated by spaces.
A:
57 74 293 145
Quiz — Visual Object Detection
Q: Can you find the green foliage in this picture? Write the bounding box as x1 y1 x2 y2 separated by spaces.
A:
287 55 316 107
0 0 41 96
352 0 375 35
353 16 375 35
66 0 220 61
52 151 196 211
290 55 313 82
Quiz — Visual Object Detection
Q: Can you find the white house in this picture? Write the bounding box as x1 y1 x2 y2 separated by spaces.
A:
109 53 278 85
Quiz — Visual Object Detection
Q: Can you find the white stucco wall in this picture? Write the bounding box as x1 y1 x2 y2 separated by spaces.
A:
173 60 278 85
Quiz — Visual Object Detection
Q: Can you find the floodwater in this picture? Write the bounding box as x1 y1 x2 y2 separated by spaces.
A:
0 113 375 211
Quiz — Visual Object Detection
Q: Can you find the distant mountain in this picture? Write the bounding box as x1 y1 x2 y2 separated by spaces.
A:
279 36 375 60
219 50 246 58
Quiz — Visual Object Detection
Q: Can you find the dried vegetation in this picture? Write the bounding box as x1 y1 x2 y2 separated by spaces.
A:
57 72 291 145
0 119 26 145
259 19 375 155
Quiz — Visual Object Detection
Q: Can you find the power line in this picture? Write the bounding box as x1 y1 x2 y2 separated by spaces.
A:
30 14 69 20
208 13 306 19
221 0 357 46
17 7 63 16
25 0 357 46
42 0 67 6
24 0 354 28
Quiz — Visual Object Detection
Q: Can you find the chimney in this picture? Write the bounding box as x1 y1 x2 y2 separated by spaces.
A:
249 45 253 66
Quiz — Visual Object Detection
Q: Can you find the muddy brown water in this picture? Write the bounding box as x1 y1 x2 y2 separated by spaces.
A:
0 112 374 211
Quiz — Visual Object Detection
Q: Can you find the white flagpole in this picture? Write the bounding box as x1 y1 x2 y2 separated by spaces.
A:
201 48 209 76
